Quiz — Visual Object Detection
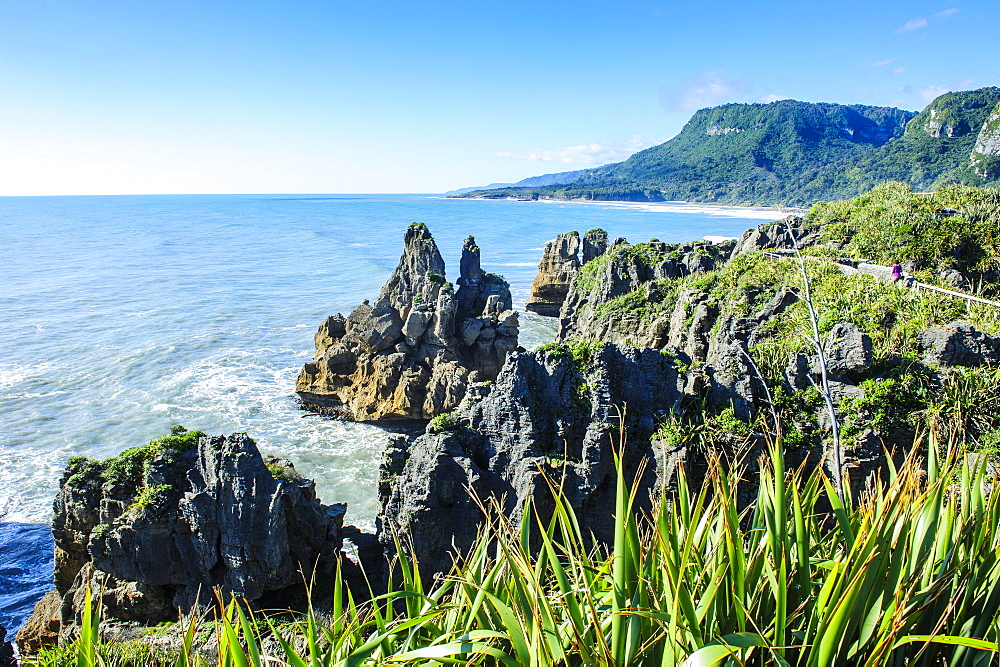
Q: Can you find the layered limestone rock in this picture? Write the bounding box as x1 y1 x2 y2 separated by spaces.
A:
730 216 819 257
297 224 518 420
971 100 1000 179
376 328 884 578
558 238 735 346
378 343 682 577
18 431 346 653
376 323 891 577
525 229 608 316
377 216 1000 581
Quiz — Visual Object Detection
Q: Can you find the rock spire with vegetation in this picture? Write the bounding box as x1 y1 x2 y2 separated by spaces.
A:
17 428 348 654
296 223 518 421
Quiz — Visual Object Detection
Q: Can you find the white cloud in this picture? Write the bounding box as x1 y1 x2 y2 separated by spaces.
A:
936 8 959 18
872 58 898 68
757 94 787 103
918 84 951 102
895 17 928 33
903 78 977 104
892 66 907 75
496 136 660 165
662 70 749 111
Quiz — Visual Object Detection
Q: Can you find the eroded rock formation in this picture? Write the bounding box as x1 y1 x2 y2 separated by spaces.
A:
525 229 608 316
971 101 1000 179
18 431 346 653
378 343 682 577
917 321 1000 367
377 218 999 573
558 238 734 346
297 224 518 420
0 626 13 667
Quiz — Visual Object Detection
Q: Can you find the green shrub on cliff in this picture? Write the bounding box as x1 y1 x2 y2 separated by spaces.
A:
809 181 1000 291
428 412 462 433
64 427 203 501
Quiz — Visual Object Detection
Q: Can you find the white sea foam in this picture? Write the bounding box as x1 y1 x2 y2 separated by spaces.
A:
0 362 53 391
529 197 790 220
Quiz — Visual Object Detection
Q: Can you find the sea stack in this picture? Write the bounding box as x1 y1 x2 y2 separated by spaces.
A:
18 430 346 654
296 223 518 420
525 229 608 317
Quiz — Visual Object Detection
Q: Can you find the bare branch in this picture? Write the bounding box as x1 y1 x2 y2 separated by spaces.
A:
785 220 846 503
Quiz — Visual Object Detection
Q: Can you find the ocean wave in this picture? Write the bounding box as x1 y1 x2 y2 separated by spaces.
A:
0 362 54 391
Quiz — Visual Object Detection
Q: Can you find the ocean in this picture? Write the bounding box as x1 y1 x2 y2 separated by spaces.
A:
0 193 776 633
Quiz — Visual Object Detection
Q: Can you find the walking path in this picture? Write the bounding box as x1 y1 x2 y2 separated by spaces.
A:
762 250 1000 309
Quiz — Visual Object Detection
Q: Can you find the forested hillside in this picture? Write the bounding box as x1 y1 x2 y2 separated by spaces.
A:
461 88 1000 206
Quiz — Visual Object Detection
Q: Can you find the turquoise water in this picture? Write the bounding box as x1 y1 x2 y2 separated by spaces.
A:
0 193 771 631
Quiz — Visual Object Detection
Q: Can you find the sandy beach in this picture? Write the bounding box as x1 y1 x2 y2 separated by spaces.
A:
531 198 805 220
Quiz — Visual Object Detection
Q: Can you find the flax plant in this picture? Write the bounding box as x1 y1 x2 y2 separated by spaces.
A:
29 436 1000 666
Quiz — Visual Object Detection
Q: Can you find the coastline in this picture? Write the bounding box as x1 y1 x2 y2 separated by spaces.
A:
433 195 805 220
549 198 807 220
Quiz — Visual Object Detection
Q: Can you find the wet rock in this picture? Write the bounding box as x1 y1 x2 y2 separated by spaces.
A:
917 321 1000 367
0 624 13 667
297 224 518 420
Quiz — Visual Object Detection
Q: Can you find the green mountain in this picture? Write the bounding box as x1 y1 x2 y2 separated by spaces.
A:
817 88 1000 195
461 88 1000 206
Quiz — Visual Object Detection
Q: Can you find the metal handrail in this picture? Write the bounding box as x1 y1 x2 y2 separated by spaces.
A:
759 251 1000 308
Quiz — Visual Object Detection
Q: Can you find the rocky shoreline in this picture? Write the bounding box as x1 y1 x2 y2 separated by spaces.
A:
18 216 1000 659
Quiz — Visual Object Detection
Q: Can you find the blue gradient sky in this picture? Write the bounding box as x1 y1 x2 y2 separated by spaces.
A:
1 0 998 195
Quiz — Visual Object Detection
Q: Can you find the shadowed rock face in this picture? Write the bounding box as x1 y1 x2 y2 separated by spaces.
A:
18 433 345 653
296 224 518 421
377 343 682 577
0 626 13 667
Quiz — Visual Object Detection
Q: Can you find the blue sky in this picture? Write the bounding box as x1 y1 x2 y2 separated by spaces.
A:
1 0 998 195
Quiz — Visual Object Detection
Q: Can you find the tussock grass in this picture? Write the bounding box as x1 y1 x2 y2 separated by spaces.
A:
29 435 1000 666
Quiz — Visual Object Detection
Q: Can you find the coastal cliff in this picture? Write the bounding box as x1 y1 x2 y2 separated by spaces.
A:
18 429 349 654
378 343 681 577
296 224 518 420
971 100 1000 179
524 229 608 316
23 184 1000 661
376 185 1000 574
